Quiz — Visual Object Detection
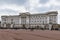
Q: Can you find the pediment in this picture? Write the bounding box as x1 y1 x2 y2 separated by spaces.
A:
19 12 30 16
19 12 30 17
20 13 28 16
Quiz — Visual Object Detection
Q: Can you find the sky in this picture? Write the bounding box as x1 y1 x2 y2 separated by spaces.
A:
0 0 60 24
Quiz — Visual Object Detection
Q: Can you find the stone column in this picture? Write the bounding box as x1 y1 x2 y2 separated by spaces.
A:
49 24 52 30
19 16 21 24
4 24 6 27
11 24 13 28
26 16 29 28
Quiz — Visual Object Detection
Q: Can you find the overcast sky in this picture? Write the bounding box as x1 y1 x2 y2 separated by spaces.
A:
0 0 60 24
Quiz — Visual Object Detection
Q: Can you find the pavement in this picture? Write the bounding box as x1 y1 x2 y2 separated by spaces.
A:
0 29 60 40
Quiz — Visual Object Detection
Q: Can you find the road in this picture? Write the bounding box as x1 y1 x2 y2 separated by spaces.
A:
0 29 60 40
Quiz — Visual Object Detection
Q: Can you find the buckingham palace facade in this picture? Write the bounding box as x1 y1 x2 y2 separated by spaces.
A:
1 11 58 29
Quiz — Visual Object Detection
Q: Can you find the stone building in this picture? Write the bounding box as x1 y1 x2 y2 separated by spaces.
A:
1 11 58 29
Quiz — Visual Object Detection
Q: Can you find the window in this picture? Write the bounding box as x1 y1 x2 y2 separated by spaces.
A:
4 19 6 21
11 19 13 22
32 21 33 22
11 19 13 23
37 21 39 22
46 17 47 19
3 18 6 23
2 18 6 22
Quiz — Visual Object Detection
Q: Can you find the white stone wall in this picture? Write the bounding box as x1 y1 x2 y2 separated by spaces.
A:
49 15 57 24
30 15 48 24
1 12 58 27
